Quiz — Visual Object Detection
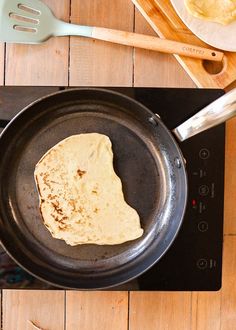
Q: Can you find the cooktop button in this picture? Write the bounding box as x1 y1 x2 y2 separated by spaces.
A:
198 221 208 232
197 259 208 270
199 148 210 159
199 185 209 196
199 201 207 214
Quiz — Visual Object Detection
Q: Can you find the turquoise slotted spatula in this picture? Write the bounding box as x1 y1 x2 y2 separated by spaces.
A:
0 0 223 61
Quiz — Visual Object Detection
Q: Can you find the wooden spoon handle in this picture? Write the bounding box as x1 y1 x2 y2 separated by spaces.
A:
92 27 223 61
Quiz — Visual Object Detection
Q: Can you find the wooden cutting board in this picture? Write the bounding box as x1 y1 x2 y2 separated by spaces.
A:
132 0 236 88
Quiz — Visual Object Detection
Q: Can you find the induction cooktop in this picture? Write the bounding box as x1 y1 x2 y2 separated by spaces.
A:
0 87 225 290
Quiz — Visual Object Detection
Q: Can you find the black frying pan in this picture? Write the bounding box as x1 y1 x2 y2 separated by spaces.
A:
0 88 235 289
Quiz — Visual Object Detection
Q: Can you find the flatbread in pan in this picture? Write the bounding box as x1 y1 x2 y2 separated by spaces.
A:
34 133 143 246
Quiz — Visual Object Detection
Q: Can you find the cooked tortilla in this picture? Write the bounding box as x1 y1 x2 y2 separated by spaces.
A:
185 0 236 25
34 133 143 246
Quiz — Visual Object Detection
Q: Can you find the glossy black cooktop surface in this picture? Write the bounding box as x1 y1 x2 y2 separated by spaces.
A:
0 87 225 290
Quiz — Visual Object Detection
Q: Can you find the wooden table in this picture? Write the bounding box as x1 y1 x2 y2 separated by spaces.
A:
1 1 236 329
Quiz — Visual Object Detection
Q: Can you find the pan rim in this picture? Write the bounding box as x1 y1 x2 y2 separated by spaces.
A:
0 87 188 289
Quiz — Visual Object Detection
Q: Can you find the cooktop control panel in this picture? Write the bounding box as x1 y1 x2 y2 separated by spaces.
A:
134 88 225 291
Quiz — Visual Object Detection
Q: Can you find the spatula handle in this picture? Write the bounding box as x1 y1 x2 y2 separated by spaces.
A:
54 21 223 61
92 27 223 61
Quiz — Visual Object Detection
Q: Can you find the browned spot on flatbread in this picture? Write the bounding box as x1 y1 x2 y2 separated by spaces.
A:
48 194 57 200
49 180 60 184
78 206 84 213
59 226 68 231
42 173 50 187
51 201 64 215
50 212 68 223
69 199 76 211
77 169 86 178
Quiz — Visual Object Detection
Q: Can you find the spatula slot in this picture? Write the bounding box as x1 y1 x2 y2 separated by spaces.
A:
10 13 39 25
17 4 41 16
13 25 37 33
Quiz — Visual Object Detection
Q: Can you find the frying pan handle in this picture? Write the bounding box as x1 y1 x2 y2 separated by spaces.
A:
0 120 10 128
173 88 236 142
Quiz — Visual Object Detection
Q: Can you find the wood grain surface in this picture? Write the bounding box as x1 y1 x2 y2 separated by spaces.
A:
224 118 236 235
2 291 65 330
134 9 195 87
5 0 70 86
66 292 128 330
1 0 236 329
70 0 134 86
191 292 221 330
221 236 236 330
129 292 192 330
